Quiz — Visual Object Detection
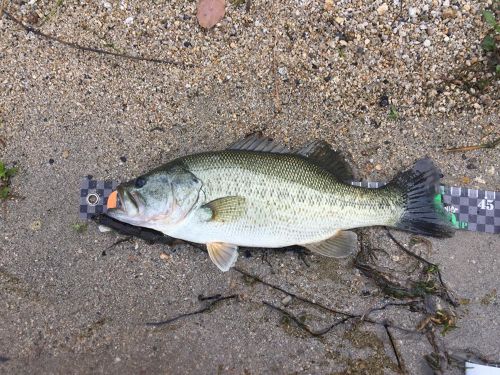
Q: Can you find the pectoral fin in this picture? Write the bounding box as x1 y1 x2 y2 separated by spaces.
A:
202 196 246 223
304 230 358 258
207 242 239 272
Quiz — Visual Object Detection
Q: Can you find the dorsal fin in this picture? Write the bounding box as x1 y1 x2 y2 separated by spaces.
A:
297 140 354 182
227 132 289 153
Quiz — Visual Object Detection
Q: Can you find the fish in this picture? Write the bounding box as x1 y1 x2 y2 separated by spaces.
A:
106 134 454 272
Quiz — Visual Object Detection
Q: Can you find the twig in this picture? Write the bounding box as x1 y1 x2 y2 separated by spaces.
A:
106 236 134 250
260 250 274 270
233 267 416 334
146 294 238 327
354 260 423 300
263 301 351 336
385 324 407 374
198 293 221 301
386 230 433 267
2 10 191 67
445 137 500 153
425 330 448 374
361 300 421 321
386 230 458 307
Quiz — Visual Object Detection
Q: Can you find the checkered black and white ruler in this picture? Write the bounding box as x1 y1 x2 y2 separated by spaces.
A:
440 186 498 233
80 178 500 234
79 178 118 218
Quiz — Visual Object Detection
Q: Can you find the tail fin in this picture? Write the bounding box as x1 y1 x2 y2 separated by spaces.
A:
389 159 454 238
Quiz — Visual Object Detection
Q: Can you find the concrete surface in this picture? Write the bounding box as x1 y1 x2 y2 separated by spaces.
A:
0 0 499 374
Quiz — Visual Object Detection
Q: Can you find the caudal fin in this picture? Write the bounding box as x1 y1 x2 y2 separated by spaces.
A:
389 159 454 238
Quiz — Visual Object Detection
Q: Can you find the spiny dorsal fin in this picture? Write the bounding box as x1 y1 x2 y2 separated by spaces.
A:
303 230 358 258
207 242 239 271
297 140 354 182
202 196 246 222
227 132 289 153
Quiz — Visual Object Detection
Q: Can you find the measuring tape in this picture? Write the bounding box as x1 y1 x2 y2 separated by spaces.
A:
80 177 500 234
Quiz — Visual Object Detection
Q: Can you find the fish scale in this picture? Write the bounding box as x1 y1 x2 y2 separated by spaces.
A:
166 150 404 247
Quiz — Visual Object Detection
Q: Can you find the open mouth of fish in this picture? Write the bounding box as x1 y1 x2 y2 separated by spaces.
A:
113 187 141 215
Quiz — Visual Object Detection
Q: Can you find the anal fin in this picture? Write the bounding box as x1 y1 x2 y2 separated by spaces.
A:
207 242 239 272
304 230 358 258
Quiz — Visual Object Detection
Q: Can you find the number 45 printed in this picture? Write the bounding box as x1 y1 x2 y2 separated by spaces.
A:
477 199 494 210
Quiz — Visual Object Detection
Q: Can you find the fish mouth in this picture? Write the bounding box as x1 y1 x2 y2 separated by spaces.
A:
110 187 142 217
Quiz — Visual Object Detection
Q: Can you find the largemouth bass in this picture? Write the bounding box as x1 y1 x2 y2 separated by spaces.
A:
107 134 454 271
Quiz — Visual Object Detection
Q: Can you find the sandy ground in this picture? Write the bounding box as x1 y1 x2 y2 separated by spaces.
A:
0 0 499 374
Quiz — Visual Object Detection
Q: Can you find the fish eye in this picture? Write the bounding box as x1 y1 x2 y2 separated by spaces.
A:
135 177 146 188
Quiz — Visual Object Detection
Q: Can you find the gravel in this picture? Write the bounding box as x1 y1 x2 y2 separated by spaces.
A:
0 0 498 373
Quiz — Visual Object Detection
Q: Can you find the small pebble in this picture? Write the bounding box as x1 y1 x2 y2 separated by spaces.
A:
120 156 127 162
335 17 345 25
442 8 456 19
281 295 292 306
159 252 171 261
98 225 112 233
62 150 69 159
49 158 55 165
379 94 389 107
377 3 388 15
324 0 334 11
30 220 42 231
375 164 382 171
423 39 431 47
